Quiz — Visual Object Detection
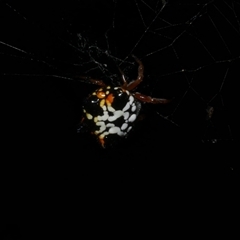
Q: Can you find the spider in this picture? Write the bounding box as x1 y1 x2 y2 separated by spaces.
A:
80 55 170 148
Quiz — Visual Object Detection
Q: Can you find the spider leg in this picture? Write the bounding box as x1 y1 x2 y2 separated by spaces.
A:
118 67 128 89
126 55 144 91
88 78 107 87
78 76 106 87
132 92 171 104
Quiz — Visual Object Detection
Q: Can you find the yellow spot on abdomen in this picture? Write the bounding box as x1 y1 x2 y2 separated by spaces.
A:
100 99 105 107
97 91 106 99
94 117 98 123
86 113 93 120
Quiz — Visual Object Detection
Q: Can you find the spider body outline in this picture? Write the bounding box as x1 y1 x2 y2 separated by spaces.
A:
81 55 169 148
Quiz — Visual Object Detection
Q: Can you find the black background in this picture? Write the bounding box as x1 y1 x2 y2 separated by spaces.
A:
1 0 239 236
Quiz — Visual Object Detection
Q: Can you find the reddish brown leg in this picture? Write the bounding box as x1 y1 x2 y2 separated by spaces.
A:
118 67 128 89
88 78 106 87
78 76 106 87
126 55 144 91
132 92 170 104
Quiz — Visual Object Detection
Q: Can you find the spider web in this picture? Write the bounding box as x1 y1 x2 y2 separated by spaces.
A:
1 1 239 223
1 0 239 154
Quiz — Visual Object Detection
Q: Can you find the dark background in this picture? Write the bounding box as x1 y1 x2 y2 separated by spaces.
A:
1 0 239 236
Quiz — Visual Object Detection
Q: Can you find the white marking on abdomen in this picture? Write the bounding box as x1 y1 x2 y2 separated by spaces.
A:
121 123 128 130
109 126 120 134
128 114 136 122
107 106 115 112
127 126 132 132
129 96 134 105
108 110 123 122
117 131 125 137
123 112 129 120
106 123 115 128
98 111 109 121
122 102 130 112
131 104 136 112
96 121 106 133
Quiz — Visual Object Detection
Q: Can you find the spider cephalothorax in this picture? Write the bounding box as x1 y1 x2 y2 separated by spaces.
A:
81 55 169 148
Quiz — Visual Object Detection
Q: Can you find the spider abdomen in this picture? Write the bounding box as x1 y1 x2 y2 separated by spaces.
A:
82 86 141 148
